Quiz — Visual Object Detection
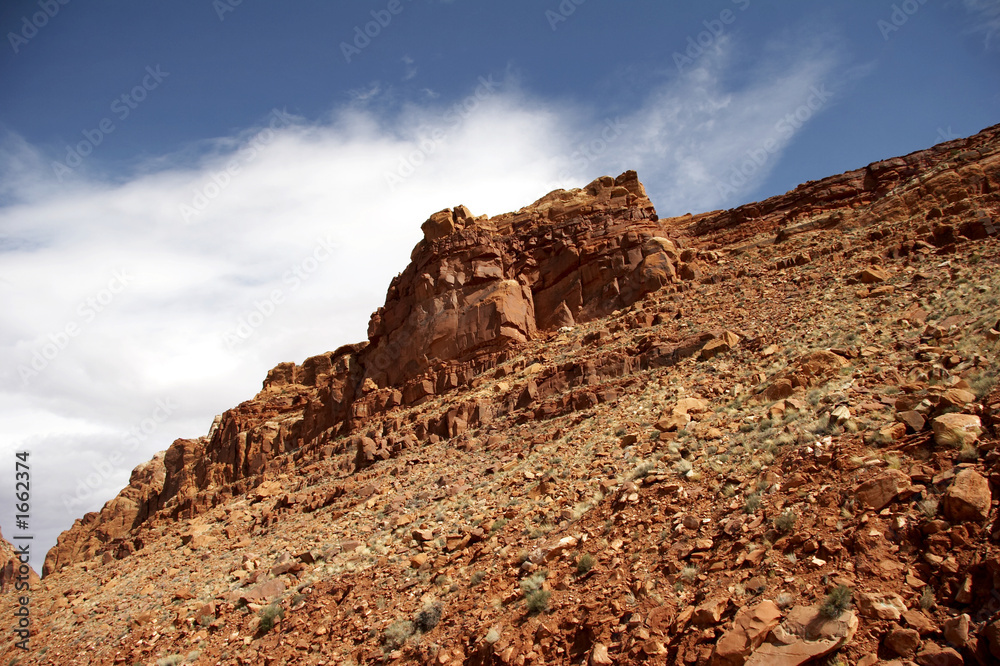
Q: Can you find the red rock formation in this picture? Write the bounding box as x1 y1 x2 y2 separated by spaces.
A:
362 170 675 387
41 123 1000 578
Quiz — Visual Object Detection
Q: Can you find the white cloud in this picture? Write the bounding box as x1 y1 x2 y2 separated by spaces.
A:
0 41 841 568
402 54 418 81
964 0 1000 49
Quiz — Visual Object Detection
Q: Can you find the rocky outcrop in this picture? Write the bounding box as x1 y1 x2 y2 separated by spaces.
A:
664 123 1000 251
362 171 675 387
43 171 685 576
20 123 1000 666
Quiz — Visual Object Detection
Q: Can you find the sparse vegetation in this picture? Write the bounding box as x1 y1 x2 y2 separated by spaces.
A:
918 497 939 518
470 571 487 587
525 589 551 615
744 492 762 514
414 602 442 632
156 656 184 666
680 566 699 583
383 620 415 650
576 552 596 575
920 586 935 610
774 509 796 533
258 603 284 633
820 585 852 619
520 571 551 615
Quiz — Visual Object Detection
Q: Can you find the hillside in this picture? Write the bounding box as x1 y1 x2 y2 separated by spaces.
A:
4 124 1000 665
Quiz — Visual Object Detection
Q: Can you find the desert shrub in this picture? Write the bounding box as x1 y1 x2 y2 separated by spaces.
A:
470 571 486 587
258 603 284 633
382 620 414 650
414 603 442 633
525 589 551 615
744 492 762 514
774 509 796 533
576 553 596 575
820 585 852 618
156 656 184 666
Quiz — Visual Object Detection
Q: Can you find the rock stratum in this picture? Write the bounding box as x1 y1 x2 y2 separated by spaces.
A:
5 124 1000 665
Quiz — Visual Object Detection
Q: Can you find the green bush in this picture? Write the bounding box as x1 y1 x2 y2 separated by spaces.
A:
820 585 852 619
258 603 284 633
774 509 796 533
525 589 551 615
576 553 596 575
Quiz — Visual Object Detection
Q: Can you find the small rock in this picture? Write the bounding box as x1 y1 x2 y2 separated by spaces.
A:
692 596 729 626
765 379 794 401
856 592 907 620
942 614 970 649
915 643 963 666
932 413 982 447
885 626 922 658
901 610 938 636
984 620 1000 659
745 606 857 666
854 469 911 510
712 600 782 666
860 267 890 283
943 469 991 523
589 643 614 665
898 410 926 432
412 529 434 542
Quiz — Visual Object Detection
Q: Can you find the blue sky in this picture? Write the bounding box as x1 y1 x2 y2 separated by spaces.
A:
1 0 998 567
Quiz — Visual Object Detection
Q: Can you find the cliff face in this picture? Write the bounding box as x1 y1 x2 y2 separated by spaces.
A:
24 125 1000 666
42 171 686 577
